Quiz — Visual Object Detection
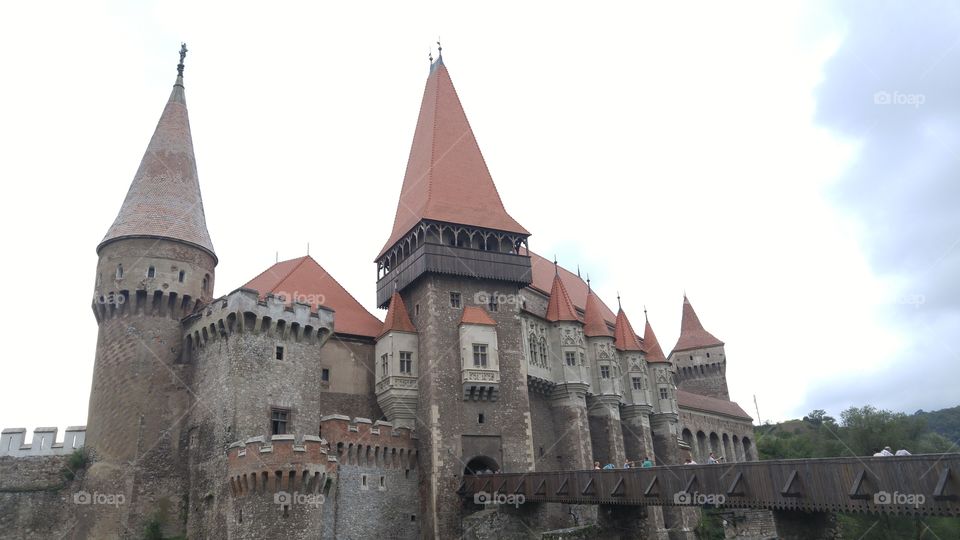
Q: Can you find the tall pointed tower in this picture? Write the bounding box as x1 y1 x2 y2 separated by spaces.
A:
669 295 729 400
583 286 626 467
85 45 215 538
376 52 534 538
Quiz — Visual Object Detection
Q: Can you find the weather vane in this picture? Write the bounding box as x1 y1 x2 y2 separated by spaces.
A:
437 38 442 59
177 42 188 77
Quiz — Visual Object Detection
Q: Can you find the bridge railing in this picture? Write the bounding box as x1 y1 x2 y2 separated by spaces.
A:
460 454 960 516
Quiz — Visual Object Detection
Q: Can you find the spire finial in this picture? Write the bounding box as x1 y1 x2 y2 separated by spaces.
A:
586 274 591 292
307 242 310 256
553 255 559 275
177 42 188 78
429 48 433 64
437 38 442 59
577 264 581 278
617 291 621 310
644 305 648 320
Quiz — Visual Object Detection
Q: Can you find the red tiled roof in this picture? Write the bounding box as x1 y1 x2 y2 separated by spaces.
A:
528 252 616 325
545 272 581 323
583 290 613 337
380 290 417 338
460 306 497 326
377 59 528 259
673 295 724 353
614 308 643 351
643 316 669 363
99 74 216 259
677 390 752 421
243 256 382 338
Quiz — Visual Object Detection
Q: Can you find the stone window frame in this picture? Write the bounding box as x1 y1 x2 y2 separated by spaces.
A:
472 343 488 367
270 407 291 435
564 351 577 366
659 387 669 400
600 364 611 379
380 353 389 378
275 344 284 361
632 376 643 390
399 351 413 374
449 291 462 308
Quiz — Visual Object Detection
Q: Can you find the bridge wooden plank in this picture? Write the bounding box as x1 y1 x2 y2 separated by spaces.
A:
934 467 955 501
726 472 744 497
643 474 659 497
848 469 870 500
781 469 802 498
611 476 625 497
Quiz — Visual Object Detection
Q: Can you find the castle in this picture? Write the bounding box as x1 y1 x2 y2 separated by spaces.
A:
0 47 756 539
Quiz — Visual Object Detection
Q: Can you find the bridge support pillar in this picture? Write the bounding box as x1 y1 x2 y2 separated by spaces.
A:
771 510 838 540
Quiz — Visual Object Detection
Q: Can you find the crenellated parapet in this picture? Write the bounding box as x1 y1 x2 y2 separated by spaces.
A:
0 426 85 457
320 415 418 469
227 434 335 497
91 288 204 324
183 288 335 357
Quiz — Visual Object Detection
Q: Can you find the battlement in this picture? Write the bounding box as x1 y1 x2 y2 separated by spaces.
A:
320 415 418 469
0 426 85 457
92 288 204 324
183 288 335 358
227 434 335 497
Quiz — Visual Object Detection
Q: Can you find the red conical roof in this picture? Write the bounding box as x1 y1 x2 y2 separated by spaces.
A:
376 58 528 259
243 256 382 338
99 72 216 260
583 289 613 337
673 295 724 353
643 316 669 363
545 271 581 323
614 308 643 351
380 290 417 338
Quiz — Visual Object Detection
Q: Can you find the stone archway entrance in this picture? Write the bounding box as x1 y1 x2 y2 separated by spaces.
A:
463 455 500 476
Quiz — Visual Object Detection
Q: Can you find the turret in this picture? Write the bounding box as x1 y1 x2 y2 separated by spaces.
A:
669 295 729 399
376 290 420 429
583 284 626 467
84 45 215 538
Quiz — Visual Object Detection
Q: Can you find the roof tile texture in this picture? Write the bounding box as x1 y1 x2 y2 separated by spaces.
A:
673 295 724 353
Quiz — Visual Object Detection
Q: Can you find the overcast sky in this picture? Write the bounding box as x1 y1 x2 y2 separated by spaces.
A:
0 1 956 435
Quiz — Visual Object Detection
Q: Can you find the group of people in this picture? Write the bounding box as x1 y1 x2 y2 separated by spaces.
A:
593 456 655 470
873 446 911 456
684 452 725 465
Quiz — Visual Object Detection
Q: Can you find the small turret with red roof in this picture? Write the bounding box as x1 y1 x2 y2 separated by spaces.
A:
668 295 730 400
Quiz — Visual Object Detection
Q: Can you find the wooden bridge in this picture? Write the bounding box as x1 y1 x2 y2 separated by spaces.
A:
460 454 960 516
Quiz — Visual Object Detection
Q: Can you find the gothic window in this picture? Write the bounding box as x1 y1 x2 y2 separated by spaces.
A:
399 351 413 374
147 266 156 278
565 351 577 366
632 377 642 390
529 336 538 366
473 344 488 367
600 365 610 379
538 337 547 366
450 292 462 308
381 353 388 377
659 387 669 400
271 408 290 435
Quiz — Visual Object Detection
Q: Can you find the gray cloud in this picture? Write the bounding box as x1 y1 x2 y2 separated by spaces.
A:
804 1 960 417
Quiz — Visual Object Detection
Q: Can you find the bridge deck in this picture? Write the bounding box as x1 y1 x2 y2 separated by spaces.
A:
460 454 960 516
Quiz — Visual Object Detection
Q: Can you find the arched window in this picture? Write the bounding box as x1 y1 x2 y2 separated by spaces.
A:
202 274 210 294
178 270 185 283
529 335 538 365
147 266 156 278
538 337 547 366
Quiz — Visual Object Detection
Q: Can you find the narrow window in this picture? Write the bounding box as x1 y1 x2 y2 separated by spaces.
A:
321 368 330 382
706 352 710 358
538 338 547 365
379 476 385 488
689 355 694 361
410 515 416 522
659 387 669 400
579 352 586 366
600 365 610 379
565 351 577 366
449 292 461 308
202 274 210 293
415 303 420 316
632 377 642 390
381 353 389 377
275 346 284 360
478 413 485 424
488 295 498 312
399 351 413 374
539 447 545 457
472 344 488 367
116 264 123 279
271 408 290 435
529 339 538 364
361 475 368 488
178 270 185 283
147 266 156 278
405 469 410 479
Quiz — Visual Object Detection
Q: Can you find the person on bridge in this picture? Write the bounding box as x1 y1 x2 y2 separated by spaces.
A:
707 452 719 464
684 458 697 465
593 461 601 470
641 456 653 468
873 447 894 456
895 448 912 456
602 463 615 469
